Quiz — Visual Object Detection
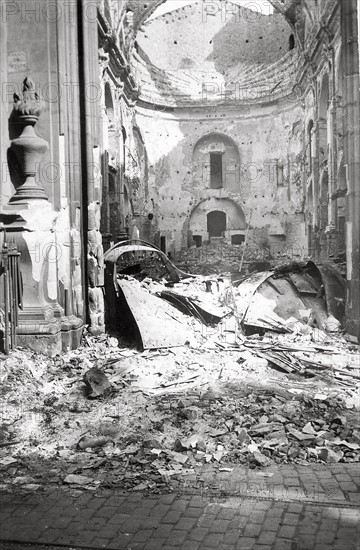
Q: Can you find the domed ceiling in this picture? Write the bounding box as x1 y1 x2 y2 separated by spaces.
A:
131 0 301 107
127 0 305 32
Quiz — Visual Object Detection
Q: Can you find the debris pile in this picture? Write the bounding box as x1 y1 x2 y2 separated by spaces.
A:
0 246 359 493
0 327 359 493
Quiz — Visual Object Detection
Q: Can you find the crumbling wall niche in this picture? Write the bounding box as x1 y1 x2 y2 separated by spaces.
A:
188 197 246 244
135 99 306 259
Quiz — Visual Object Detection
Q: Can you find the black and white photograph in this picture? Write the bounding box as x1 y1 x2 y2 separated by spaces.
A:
0 1 359 549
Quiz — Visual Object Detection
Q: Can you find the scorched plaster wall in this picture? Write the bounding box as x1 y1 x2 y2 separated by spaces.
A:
135 97 306 257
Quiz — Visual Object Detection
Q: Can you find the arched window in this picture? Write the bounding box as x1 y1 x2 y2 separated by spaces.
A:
209 152 223 188
193 134 240 191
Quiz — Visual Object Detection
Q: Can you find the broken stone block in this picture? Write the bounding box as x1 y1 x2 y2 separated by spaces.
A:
83 367 112 398
64 474 95 486
174 438 187 452
331 415 347 427
143 438 163 449
77 435 110 450
317 447 344 463
324 315 341 332
282 403 299 420
237 428 251 445
250 422 282 436
287 446 301 459
351 430 360 444
271 414 287 424
287 428 316 441
195 451 206 461
210 428 228 438
267 430 287 441
181 408 198 420
12 476 37 485
212 449 223 462
302 422 317 435
252 451 271 467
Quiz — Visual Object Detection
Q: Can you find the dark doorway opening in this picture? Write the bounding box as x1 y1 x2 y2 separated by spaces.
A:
207 211 226 237
209 152 223 189
193 235 202 247
231 234 245 245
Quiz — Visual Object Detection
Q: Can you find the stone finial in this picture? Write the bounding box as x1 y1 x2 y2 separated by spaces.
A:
8 77 48 203
10 77 43 122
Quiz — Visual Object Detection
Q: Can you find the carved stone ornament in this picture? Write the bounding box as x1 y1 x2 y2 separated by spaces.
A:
9 77 48 203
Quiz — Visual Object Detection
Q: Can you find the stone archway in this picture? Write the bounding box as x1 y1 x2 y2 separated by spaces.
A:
188 197 246 244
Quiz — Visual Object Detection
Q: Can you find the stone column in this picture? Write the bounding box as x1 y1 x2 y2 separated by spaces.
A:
341 0 360 339
79 0 105 334
0 78 64 355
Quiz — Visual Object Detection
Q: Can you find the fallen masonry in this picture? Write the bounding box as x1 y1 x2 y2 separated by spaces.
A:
0 249 359 494
0 321 359 494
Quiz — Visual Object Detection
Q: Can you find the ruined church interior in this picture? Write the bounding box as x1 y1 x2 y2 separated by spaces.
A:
1 4 360 549
0 0 359 348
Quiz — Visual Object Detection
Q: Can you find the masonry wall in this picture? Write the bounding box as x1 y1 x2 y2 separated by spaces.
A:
135 97 306 260
0 1 87 353
138 1 292 74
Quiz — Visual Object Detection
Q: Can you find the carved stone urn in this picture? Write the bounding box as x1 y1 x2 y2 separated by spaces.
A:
9 77 48 203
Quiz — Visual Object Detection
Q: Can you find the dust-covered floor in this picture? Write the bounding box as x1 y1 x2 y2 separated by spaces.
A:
1 325 359 494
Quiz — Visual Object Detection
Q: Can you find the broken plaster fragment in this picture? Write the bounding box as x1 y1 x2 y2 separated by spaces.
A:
77 435 110 450
83 367 113 398
252 451 271 467
64 474 97 486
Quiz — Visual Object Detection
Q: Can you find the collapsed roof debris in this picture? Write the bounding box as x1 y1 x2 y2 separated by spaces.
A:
0 329 359 494
232 261 346 336
0 248 358 494
117 277 194 349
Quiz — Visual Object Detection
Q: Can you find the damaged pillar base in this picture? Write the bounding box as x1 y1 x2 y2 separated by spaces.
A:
16 303 84 356
61 315 84 351
0 203 85 356
16 306 63 357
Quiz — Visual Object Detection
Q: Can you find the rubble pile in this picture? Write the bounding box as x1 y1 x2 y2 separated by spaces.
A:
171 239 273 275
0 325 359 493
0 252 359 493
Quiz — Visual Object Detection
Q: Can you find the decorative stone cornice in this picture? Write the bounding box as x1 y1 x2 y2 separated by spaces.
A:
98 7 139 104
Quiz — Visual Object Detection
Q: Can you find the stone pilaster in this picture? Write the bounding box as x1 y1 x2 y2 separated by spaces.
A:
0 204 63 356
341 0 360 339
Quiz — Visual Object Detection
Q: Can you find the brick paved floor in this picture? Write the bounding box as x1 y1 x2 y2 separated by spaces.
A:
0 464 359 550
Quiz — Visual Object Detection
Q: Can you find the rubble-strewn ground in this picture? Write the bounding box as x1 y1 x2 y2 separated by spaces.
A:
1 325 359 495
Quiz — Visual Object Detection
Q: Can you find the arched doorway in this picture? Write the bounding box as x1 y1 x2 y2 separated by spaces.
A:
207 211 226 237
188 197 246 245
